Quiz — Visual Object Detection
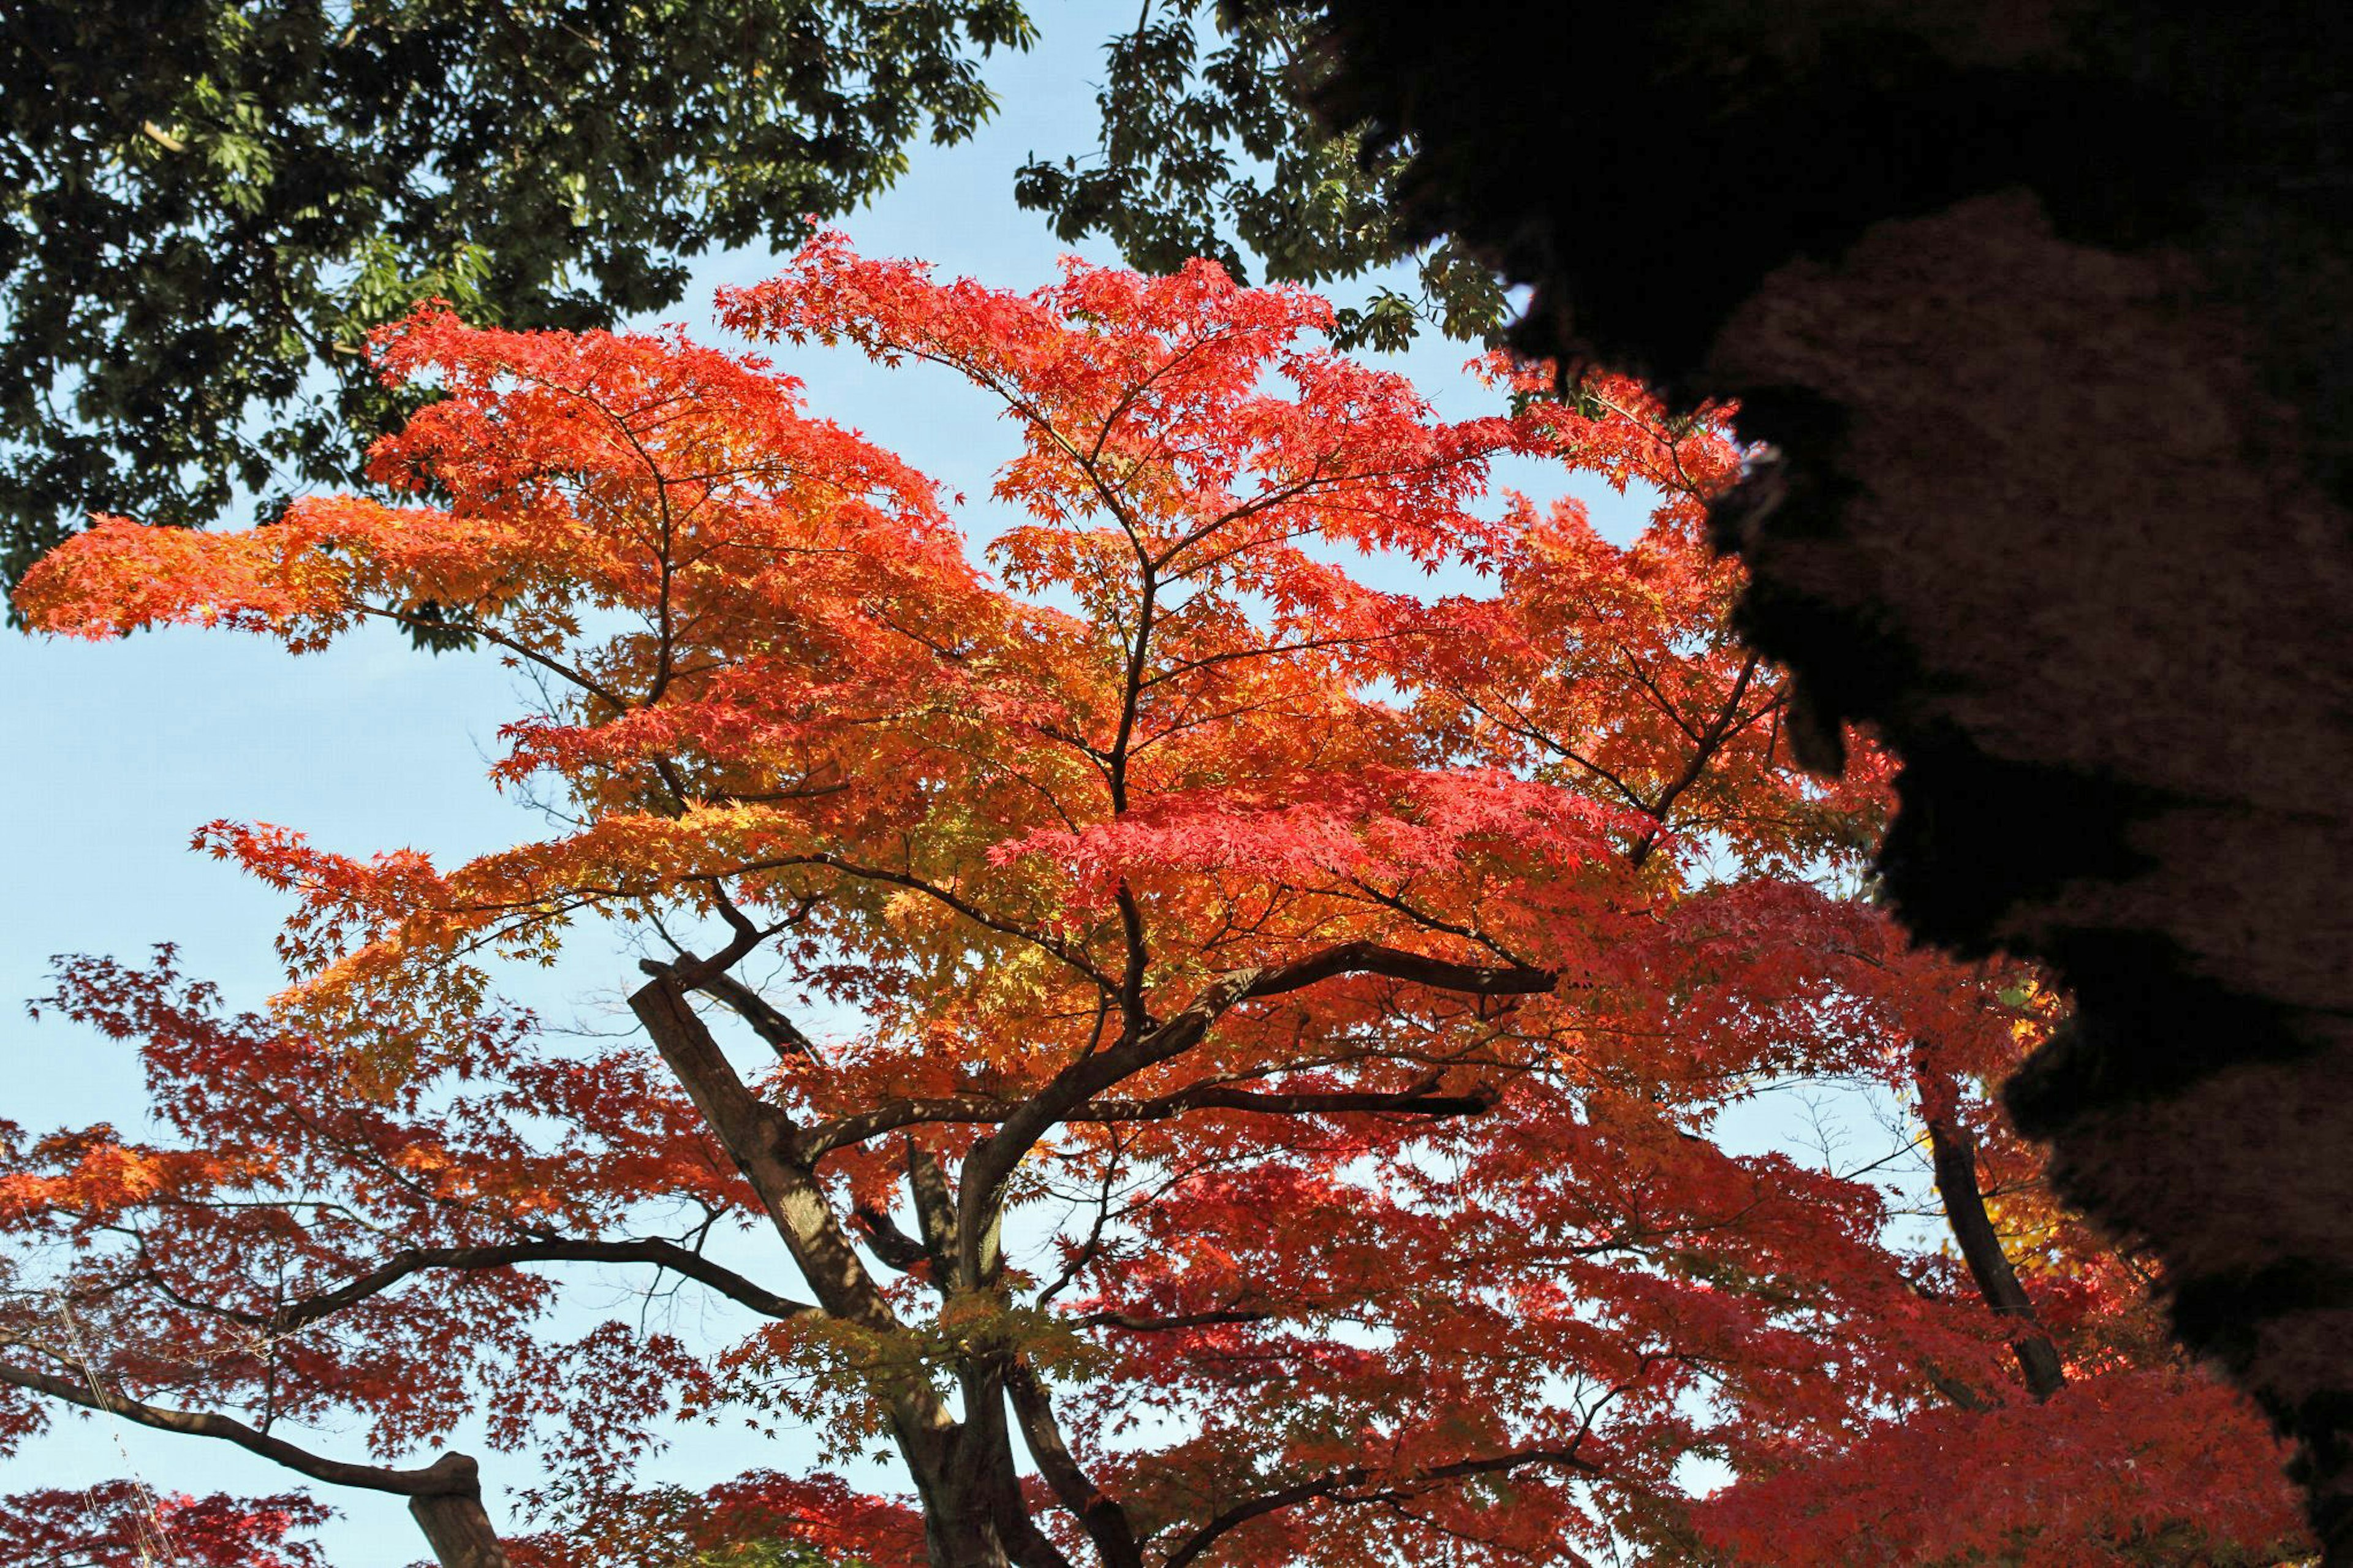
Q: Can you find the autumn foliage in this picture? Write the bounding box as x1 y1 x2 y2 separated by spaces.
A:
3 240 2308 1566
0 1480 330 1567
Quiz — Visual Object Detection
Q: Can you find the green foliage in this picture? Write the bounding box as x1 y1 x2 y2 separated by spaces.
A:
1016 0 1506 352
0 0 1033 585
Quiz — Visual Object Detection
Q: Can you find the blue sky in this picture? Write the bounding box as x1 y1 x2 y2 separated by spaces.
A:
0 8 1669 1559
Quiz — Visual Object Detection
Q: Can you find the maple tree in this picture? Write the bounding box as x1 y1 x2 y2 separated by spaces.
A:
5 243 2308 1567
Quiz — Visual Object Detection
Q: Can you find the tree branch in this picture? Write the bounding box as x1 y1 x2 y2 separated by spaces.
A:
1163 1442 1599 1568
955 945 1550 1302
638 955 821 1064
0 1357 482 1498
852 1203 932 1274
1628 650 1762 866
629 979 915 1352
1243 942 1555 1002
272 1238 815 1331
801 1078 1495 1157
1078 1307 1275 1333
1917 1076 2067 1401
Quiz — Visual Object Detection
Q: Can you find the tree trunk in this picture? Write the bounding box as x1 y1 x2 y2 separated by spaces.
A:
901 1371 1075 1568
1919 1087 2067 1400
409 1487 512 1568
923 1504 1015 1568
913 1456 1021 1568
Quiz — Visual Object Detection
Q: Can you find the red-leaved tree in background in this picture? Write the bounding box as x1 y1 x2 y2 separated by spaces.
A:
4 241 2308 1567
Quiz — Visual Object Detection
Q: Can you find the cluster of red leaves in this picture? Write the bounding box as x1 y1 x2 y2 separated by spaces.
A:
0 951 732 1494
505 1469 925 1568
1696 1368 2305 1566
8 238 2311 1566
0 1480 330 1567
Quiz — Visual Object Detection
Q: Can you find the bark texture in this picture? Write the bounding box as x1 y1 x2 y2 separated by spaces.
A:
409 1475 513 1568
1298 0 2353 1552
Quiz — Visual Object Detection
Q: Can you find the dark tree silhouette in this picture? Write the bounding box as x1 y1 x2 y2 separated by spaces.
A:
1279 0 2353 1553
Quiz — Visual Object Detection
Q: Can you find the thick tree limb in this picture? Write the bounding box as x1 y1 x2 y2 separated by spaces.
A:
999 1507 1080 1568
801 1077 1494 1157
638 954 822 1065
1101 1079 1496 1122
1923 1362 1997 1412
1922 1108 2068 1400
1243 942 1555 1003
409 1489 512 1568
852 1203 933 1273
629 979 902 1339
1078 1308 1276 1333
904 1138 958 1277
627 971 979 1483
629 975 800 1161
806 1094 1006 1156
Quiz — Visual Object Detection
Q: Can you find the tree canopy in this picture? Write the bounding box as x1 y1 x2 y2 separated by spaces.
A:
0 0 1033 589
4 246 2305 1567
1012 1 1503 354
0 0 1529 596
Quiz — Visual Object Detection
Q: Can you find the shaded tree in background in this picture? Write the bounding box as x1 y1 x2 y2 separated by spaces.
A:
1269 1 2353 1550
7 249 2306 1566
0 0 1032 587
1015 0 1500 354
